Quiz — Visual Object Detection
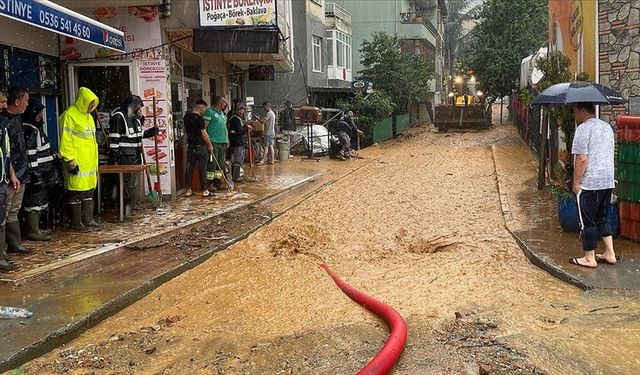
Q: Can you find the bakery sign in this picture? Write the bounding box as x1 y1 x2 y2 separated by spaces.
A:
199 0 276 27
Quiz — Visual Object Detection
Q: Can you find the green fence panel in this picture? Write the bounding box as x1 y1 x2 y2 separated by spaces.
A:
373 117 393 143
396 113 411 134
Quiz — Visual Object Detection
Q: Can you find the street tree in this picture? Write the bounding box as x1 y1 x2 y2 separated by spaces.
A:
444 0 482 74
460 0 548 102
358 32 434 136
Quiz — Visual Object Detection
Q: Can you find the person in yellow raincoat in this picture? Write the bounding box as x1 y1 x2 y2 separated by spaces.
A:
58 87 100 231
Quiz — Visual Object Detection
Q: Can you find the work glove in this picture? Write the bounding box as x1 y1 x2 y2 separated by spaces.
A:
144 127 159 138
67 163 80 175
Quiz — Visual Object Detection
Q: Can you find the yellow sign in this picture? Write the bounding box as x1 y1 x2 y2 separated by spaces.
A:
548 0 597 80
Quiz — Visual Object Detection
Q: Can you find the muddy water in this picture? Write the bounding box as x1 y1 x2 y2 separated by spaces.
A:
26 125 640 374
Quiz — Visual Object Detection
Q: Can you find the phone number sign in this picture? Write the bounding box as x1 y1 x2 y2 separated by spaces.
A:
0 0 125 52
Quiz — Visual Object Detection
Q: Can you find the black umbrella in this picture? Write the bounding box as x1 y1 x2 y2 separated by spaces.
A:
531 81 626 106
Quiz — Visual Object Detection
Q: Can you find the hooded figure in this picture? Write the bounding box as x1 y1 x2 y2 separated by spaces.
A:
21 99 61 241
59 87 100 231
107 95 158 212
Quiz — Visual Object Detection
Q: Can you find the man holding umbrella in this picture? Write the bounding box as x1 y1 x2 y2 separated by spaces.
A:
570 103 617 268
532 81 624 268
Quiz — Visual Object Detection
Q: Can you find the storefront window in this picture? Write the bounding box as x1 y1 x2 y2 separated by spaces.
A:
76 65 131 113
183 50 202 81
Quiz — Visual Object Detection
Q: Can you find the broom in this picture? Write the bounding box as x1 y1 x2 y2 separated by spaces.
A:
141 147 160 207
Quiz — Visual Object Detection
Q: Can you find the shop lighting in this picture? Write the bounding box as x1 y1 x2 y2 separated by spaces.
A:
454 76 463 84
448 92 455 97
477 91 483 97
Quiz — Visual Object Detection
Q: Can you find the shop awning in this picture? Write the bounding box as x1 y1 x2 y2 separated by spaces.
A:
0 0 125 52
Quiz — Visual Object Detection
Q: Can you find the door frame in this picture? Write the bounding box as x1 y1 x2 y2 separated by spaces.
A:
67 61 137 107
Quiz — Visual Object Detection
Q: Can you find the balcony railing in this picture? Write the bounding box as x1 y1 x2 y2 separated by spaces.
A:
400 12 442 51
325 3 351 24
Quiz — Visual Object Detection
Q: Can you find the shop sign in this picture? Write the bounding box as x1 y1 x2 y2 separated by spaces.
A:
138 60 173 193
0 0 125 51
60 6 161 60
199 0 277 27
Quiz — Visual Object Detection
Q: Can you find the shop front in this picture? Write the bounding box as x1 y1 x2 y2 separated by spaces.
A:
59 5 177 199
0 0 126 152
169 41 203 193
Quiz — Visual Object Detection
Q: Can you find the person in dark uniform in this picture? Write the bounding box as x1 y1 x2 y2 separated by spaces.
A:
108 95 159 213
21 99 61 241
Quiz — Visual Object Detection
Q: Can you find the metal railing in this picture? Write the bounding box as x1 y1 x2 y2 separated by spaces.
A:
400 12 442 49
325 3 351 24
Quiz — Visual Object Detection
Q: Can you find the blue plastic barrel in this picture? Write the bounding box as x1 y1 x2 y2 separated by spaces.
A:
558 195 580 232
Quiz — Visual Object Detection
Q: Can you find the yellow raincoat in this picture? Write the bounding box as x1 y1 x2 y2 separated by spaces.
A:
59 87 99 191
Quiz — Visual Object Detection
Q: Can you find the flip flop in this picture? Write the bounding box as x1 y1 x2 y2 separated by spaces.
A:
569 257 597 268
595 255 622 265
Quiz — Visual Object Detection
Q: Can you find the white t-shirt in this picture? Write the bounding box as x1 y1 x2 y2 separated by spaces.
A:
264 110 276 136
571 117 615 190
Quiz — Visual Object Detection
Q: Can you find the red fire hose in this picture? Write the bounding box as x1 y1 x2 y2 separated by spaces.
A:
320 264 407 375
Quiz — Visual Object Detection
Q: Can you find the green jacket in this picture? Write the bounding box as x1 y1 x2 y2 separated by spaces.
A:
59 87 99 191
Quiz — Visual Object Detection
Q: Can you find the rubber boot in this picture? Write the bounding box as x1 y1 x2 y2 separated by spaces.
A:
70 203 89 232
24 212 51 241
0 226 20 272
38 211 52 236
82 200 101 228
232 166 244 183
6 221 34 254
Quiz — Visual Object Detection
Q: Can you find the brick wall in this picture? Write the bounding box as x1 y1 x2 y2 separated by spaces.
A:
599 0 640 124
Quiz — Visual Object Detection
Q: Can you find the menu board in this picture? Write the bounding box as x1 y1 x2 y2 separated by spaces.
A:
138 60 172 194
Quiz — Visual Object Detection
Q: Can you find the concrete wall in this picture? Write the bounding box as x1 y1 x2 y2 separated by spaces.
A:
333 0 412 76
246 0 332 108
246 0 309 108
599 0 640 125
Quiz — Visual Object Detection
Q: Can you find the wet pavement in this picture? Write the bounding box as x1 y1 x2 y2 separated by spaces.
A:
492 134 640 291
10 123 640 374
0 157 369 372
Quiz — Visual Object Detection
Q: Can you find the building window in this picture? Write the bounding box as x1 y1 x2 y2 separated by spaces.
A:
327 37 334 68
327 30 351 70
312 36 322 72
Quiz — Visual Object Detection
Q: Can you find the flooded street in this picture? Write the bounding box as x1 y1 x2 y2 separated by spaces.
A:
25 124 640 374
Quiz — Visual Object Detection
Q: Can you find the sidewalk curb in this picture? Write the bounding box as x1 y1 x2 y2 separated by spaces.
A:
507 231 590 290
489 144 589 291
1 159 377 373
0 174 321 373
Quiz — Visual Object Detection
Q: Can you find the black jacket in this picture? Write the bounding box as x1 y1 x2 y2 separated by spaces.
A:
1 111 29 183
22 100 60 188
228 115 247 148
108 109 155 165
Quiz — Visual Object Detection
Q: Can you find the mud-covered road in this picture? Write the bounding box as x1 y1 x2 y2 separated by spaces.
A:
25 123 640 374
